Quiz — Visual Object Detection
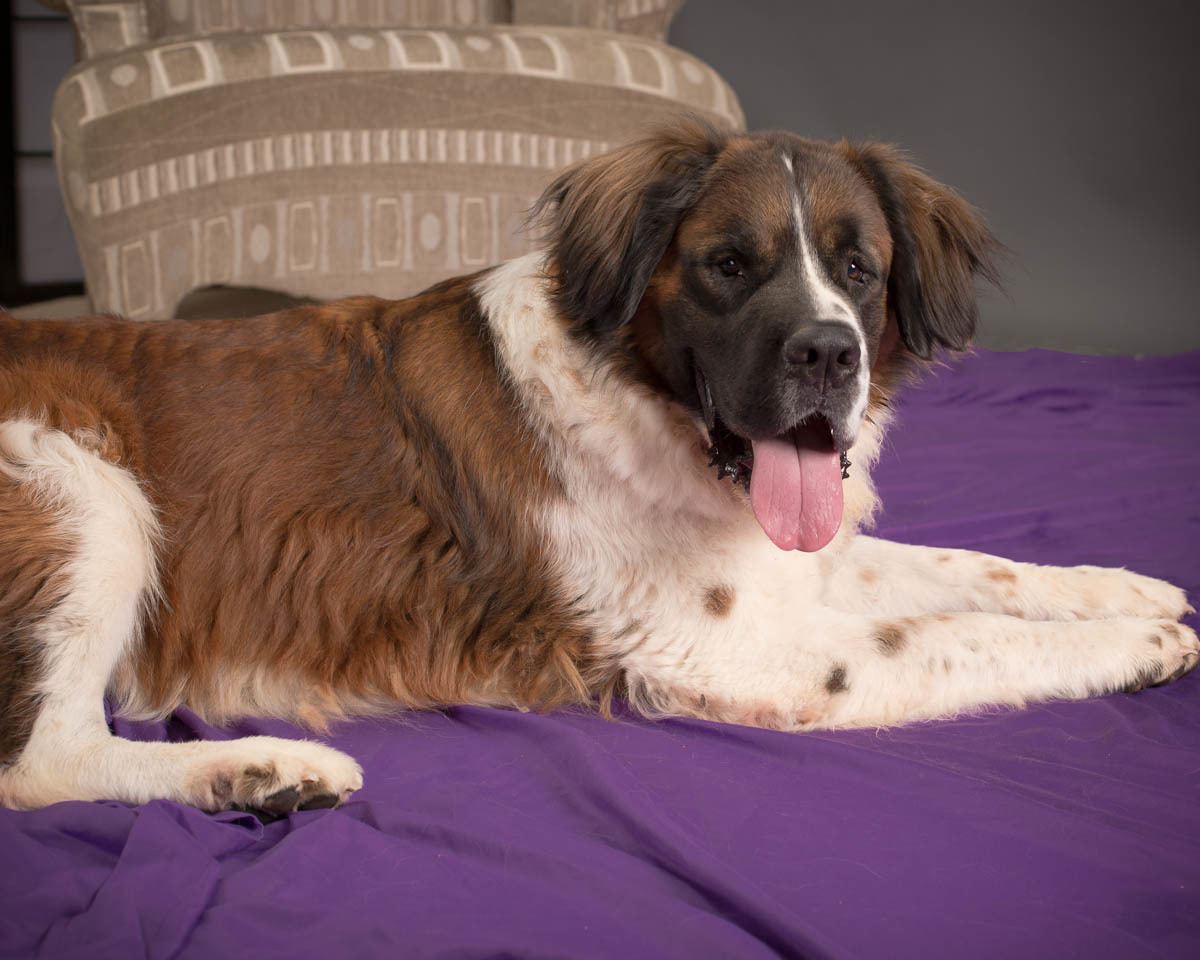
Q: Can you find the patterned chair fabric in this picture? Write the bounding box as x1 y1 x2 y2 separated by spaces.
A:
64 1 689 56
49 1 736 317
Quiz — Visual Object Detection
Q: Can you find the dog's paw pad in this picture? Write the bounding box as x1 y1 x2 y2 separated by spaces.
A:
298 792 340 811
260 786 302 815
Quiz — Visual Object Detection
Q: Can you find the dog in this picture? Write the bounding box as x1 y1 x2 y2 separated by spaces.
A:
1 119 1195 815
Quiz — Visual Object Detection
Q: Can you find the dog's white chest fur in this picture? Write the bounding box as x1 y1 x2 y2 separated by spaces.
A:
478 255 890 712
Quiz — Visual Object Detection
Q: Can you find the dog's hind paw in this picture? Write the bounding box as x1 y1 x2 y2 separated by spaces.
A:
190 736 363 816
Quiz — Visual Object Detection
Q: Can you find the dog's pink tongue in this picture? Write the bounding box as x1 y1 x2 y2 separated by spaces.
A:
749 422 843 551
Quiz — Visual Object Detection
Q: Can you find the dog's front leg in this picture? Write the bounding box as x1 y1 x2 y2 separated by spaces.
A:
823 536 1193 622
637 608 1198 731
807 611 1200 728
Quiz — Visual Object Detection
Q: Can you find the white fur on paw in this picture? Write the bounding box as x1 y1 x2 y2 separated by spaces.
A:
1119 621 1199 693
1069 566 1192 621
191 737 364 814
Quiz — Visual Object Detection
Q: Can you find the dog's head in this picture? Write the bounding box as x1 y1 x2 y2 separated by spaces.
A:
533 118 999 551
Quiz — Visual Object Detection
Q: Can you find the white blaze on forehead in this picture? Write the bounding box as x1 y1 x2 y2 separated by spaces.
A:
784 152 872 432
791 194 854 324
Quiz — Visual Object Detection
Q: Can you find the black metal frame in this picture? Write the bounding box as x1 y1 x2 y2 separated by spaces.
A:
1 7 85 307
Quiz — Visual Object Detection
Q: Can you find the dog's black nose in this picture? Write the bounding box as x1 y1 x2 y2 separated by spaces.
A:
783 323 861 392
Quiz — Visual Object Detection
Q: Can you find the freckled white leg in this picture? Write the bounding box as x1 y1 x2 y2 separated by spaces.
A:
808 612 1198 728
824 536 1193 621
633 604 1198 731
0 420 363 813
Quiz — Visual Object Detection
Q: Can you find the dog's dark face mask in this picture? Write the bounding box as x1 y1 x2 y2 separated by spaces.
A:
535 122 998 552
637 139 894 553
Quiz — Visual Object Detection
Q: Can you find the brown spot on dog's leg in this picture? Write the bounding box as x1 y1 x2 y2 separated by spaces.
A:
858 568 878 585
238 764 277 796
874 623 907 657
210 774 234 803
825 663 849 693
1148 634 1163 649
987 566 1018 584
703 584 735 618
936 553 953 563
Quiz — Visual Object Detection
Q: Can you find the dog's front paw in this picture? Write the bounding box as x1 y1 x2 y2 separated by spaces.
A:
1117 621 1199 693
1066 566 1192 622
192 737 364 816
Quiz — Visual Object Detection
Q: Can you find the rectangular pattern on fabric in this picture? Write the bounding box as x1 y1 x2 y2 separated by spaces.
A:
145 0 513 39
67 1 150 57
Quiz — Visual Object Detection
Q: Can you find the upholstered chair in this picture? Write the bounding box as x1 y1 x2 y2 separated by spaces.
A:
41 0 742 318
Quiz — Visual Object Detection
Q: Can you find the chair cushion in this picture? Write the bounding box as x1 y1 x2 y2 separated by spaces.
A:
66 1 688 57
53 24 743 317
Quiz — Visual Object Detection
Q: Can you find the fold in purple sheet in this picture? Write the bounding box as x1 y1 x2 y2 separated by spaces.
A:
3 349 1198 959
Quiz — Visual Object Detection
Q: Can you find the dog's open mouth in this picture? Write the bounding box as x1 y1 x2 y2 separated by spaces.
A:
697 367 851 553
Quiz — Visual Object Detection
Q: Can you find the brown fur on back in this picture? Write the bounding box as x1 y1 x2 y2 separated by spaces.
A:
0 277 599 729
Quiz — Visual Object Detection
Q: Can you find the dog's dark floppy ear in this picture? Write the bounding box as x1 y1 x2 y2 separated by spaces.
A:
532 118 726 336
841 142 1000 358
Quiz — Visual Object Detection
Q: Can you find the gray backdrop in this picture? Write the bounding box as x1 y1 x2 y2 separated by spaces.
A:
670 0 1200 354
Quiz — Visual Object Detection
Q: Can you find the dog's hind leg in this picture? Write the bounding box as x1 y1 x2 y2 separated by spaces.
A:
0 419 361 813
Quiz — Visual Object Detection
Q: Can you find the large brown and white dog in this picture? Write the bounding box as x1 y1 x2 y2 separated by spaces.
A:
1 120 1196 815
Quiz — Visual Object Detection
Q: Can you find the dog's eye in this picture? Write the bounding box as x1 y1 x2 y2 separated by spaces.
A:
847 258 868 283
717 256 743 278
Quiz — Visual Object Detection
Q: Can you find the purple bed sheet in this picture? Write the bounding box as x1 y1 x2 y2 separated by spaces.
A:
3 348 1199 960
